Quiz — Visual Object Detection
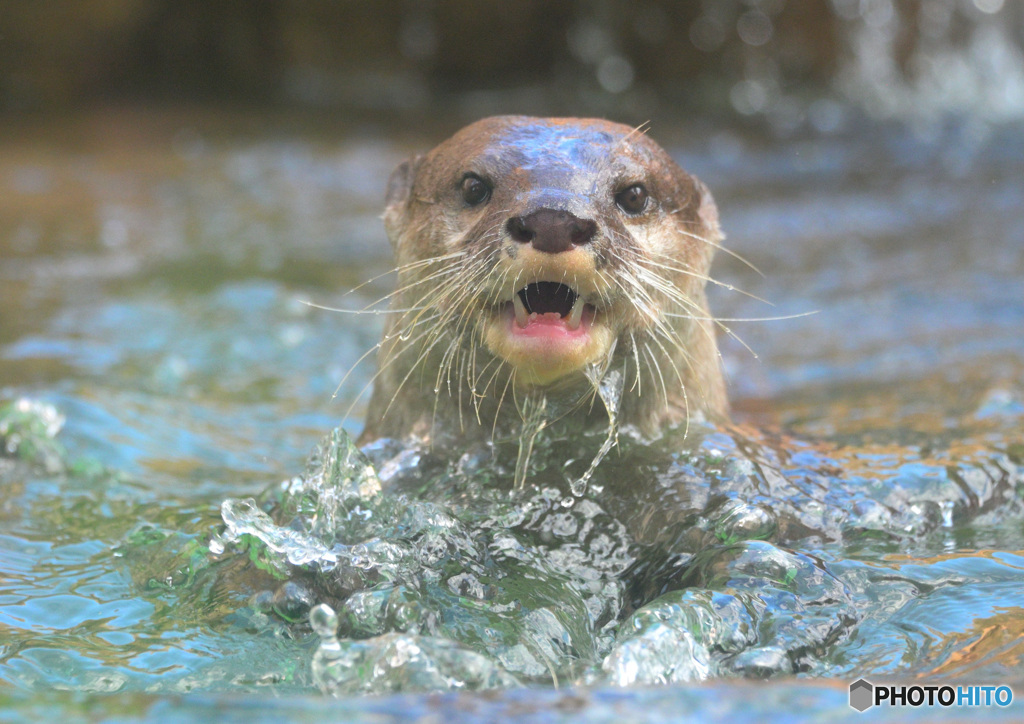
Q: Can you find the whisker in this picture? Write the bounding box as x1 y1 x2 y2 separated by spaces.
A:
341 316 442 422
643 251 772 306
662 214 764 277
329 251 470 302
331 340 382 400
662 311 818 323
615 121 651 151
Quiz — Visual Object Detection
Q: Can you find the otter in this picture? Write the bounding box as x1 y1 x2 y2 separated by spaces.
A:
359 116 728 446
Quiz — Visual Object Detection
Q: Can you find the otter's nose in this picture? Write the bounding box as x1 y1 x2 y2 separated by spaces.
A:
506 209 597 254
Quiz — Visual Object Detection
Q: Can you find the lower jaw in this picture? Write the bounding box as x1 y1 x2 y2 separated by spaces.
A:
481 307 616 387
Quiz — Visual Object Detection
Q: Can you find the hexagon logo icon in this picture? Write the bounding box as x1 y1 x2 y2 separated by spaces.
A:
849 679 874 712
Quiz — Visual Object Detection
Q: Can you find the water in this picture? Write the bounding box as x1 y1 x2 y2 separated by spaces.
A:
1 106 1023 721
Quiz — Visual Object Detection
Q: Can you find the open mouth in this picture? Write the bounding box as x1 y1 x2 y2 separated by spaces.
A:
510 281 590 331
484 280 612 385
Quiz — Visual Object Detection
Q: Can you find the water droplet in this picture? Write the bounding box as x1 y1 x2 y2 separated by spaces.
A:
309 603 339 638
569 477 589 497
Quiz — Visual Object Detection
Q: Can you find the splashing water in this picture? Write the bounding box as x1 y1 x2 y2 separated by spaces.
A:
0 398 67 473
514 393 548 490
567 365 625 502
216 428 396 577
203 400 1024 698
514 340 625 501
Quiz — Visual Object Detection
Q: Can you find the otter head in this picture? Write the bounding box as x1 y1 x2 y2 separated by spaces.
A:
363 116 727 443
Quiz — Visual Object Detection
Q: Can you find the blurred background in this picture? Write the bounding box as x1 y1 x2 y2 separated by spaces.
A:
3 0 1023 129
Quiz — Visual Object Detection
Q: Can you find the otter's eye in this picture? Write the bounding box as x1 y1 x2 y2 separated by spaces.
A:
615 183 649 215
460 174 491 207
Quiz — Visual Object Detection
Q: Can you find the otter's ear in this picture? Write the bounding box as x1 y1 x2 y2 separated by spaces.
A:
693 178 723 242
383 155 423 245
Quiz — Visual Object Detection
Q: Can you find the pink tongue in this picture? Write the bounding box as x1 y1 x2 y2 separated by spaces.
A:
515 312 584 339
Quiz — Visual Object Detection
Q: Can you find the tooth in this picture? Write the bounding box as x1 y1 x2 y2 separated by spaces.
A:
566 296 585 330
512 294 529 328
